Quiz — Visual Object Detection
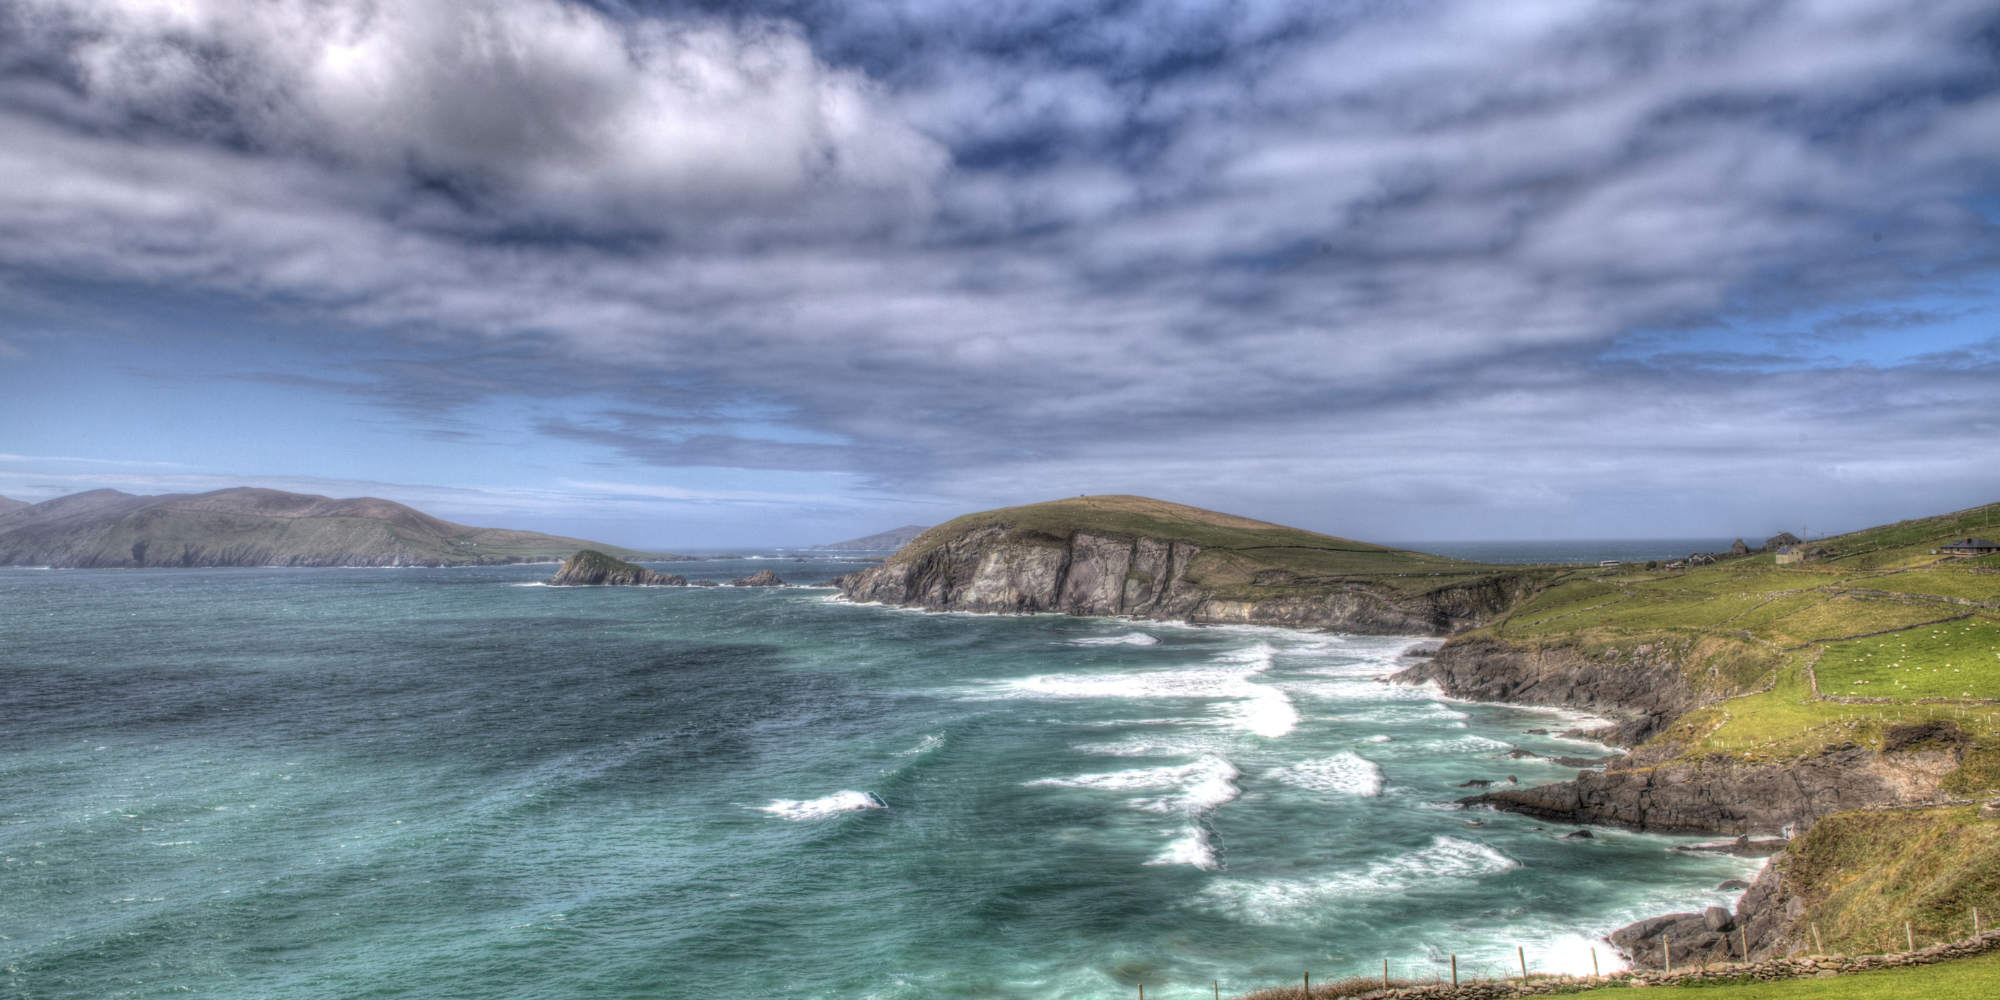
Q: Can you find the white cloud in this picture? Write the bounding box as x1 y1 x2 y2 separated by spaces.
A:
20 0 947 231
2 0 1997 539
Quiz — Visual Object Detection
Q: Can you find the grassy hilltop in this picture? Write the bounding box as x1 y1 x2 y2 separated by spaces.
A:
0 487 663 568
896 494 1525 596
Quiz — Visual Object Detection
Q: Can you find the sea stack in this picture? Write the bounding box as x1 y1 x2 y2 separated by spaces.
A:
548 550 686 586
730 569 785 587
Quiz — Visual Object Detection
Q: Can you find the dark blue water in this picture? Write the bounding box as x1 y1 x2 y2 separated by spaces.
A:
0 561 1755 999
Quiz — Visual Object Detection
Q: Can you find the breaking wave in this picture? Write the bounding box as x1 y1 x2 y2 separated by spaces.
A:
754 790 887 821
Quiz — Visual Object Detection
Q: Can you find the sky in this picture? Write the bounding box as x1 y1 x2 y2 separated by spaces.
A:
1 0 1997 548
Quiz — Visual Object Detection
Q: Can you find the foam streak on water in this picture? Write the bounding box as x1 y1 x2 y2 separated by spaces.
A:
754 790 888 820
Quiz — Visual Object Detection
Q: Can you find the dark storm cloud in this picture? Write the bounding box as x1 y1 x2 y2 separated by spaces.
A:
3 0 2000 533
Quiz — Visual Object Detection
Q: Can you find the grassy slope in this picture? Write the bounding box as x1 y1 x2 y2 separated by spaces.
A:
1478 501 2000 766
0 490 663 566
1462 501 2000 963
1240 951 2000 1000
1777 807 2000 957
98 509 657 565
891 494 1538 598
1633 952 2000 999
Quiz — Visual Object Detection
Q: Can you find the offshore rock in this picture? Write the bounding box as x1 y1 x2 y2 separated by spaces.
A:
731 569 785 587
548 550 685 587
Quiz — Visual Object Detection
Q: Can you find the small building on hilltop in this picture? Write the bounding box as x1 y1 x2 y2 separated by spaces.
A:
1775 545 1805 566
1764 532 1802 552
1941 538 1999 558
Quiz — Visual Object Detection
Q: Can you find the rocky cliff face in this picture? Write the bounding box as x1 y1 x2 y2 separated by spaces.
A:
548 550 685 586
1611 859 1809 969
1390 637 1705 745
1462 742 1962 836
838 527 1532 635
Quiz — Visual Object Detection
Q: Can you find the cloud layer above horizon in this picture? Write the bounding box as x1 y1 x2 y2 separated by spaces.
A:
2 0 1997 544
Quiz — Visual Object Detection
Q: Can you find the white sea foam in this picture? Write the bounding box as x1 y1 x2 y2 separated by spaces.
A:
507 582 548 587
1073 733 1224 757
1066 632 1160 647
1201 836 1519 924
1216 641 1279 671
754 790 887 821
1425 735 1514 754
899 733 945 756
1266 752 1384 796
1219 684 1298 738
1027 755 1241 815
969 641 1297 736
1330 702 1469 725
1366 734 1394 743
1148 825 1220 870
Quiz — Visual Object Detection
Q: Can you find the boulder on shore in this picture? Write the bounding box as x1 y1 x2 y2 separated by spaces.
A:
731 569 785 587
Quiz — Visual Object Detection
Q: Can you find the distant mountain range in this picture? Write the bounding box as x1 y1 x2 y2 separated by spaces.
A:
815 524 930 551
0 488 659 568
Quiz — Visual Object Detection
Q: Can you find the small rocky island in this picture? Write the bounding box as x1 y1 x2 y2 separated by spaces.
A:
547 550 686 587
547 551 787 587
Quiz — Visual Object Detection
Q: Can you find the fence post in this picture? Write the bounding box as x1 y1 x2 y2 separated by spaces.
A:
1662 935 1671 974
1303 970 1308 999
1740 924 1749 961
1214 980 1219 1000
1139 985 1143 1000
1518 945 1527 982
1382 959 1388 988
1812 923 1822 955
1450 954 1457 986
1590 946 1599 977
1906 921 1914 952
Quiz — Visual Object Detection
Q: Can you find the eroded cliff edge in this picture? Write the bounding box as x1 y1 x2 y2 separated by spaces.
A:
838 521 1539 636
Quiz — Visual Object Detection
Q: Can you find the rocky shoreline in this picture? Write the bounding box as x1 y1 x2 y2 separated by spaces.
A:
836 503 1988 975
1392 637 1974 969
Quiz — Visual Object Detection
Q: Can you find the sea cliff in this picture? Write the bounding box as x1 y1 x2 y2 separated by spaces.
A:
837 495 1543 636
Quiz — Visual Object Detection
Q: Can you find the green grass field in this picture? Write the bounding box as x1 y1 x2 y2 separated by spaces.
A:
1609 950 2000 999
1817 619 2000 699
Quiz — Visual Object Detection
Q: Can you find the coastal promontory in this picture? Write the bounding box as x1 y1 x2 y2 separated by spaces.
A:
837 494 1544 635
1388 499 2000 967
0 487 659 568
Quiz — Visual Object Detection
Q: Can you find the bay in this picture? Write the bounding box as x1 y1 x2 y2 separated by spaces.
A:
0 559 1756 999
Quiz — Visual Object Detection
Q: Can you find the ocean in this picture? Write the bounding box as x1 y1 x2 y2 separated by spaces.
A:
0 554 1758 1000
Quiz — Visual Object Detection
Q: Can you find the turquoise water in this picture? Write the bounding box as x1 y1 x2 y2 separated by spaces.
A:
0 561 1758 999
